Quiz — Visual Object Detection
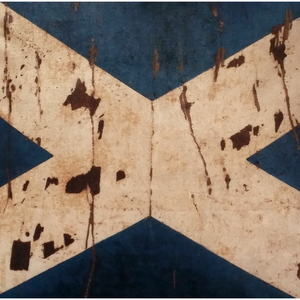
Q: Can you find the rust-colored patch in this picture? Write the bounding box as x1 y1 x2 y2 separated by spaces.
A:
36 137 41 146
227 55 245 68
152 50 160 76
64 233 74 246
214 47 225 82
66 166 101 196
33 223 44 241
253 125 260 136
10 240 30 271
22 180 29 192
45 177 59 190
116 170 126 181
274 110 284 132
230 125 252 150
220 138 226 150
297 263 300 280
225 174 231 189
35 51 43 116
97 119 104 139
64 79 100 117
43 241 63 259
252 84 260 112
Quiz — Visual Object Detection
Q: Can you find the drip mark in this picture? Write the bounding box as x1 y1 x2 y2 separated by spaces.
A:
225 174 231 189
45 177 58 190
33 224 44 241
97 119 104 139
116 170 126 181
152 50 160 76
22 180 29 191
274 110 284 132
252 84 260 112
180 86 212 196
220 138 226 150
214 47 225 82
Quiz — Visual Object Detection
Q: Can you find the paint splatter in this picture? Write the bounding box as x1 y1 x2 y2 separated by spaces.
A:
252 84 260 112
64 234 74 246
63 79 100 117
230 125 252 150
227 55 245 68
116 170 126 181
33 224 44 241
220 138 226 150
22 180 29 191
97 119 104 139
66 166 101 196
253 126 260 136
43 241 63 259
225 174 231 189
45 177 59 190
10 240 31 271
274 110 284 132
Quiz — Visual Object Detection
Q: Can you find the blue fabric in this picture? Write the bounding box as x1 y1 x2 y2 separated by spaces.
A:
0 117 52 187
8 3 300 100
248 125 300 192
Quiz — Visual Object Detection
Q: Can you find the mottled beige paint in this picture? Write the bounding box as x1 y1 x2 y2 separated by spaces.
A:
1 2 300 298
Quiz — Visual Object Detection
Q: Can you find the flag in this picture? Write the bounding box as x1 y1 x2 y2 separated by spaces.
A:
1 2 300 297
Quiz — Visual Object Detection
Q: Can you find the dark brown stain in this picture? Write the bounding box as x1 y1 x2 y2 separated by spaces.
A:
35 51 42 69
274 110 284 132
227 55 245 68
207 177 211 186
10 240 31 271
214 47 225 82
35 51 43 117
63 233 74 246
297 263 300 280
63 79 100 117
74 2 80 12
116 170 126 181
22 180 29 192
88 43 97 69
19 84 22 89
243 184 249 192
11 84 15 92
43 241 63 259
270 10 298 149
66 166 101 196
191 194 201 218
33 223 44 241
25 232 30 237
180 86 194 124
220 138 226 150
45 177 59 190
179 86 212 196
252 84 260 112
36 137 41 146
230 125 252 150
20 64 25 70
152 50 160 76
225 174 231 189
97 119 104 139
253 125 260 136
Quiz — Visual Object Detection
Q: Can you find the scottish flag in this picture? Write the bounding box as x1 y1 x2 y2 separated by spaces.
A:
0 2 300 297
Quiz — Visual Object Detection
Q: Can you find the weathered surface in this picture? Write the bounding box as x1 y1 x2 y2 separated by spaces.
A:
1 2 300 298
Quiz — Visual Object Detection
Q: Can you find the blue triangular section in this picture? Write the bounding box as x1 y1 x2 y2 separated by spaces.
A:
1 217 291 297
0 117 52 187
247 125 300 192
8 3 300 100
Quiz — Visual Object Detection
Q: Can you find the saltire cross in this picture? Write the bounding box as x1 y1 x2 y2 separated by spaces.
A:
0 2 300 297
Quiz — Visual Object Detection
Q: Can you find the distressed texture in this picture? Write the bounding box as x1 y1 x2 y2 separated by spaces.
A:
1 2 300 298
0 4 151 293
